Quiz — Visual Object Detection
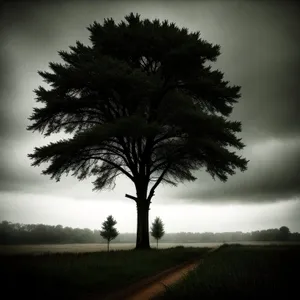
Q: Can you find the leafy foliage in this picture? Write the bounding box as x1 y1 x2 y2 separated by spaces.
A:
278 226 290 241
99 215 119 251
27 12 248 196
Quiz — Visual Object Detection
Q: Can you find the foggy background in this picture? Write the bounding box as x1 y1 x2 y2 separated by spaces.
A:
0 0 299 233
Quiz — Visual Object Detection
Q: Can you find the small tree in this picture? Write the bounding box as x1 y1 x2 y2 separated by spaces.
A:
279 226 290 241
151 217 165 248
100 215 119 251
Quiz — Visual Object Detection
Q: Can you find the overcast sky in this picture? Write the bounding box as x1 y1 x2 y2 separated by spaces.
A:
1 0 299 233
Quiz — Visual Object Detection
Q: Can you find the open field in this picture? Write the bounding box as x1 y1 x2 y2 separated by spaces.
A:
154 244 300 299
1 246 210 300
1 241 299 255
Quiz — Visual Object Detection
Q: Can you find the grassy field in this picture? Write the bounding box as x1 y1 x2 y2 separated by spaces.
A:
154 244 300 299
0 243 213 255
1 246 210 299
0 243 136 255
2 241 298 255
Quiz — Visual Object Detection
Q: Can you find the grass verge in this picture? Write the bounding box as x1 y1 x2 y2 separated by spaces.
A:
154 244 300 299
1 246 209 299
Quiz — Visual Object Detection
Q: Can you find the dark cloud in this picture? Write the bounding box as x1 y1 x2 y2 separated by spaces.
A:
172 138 300 203
0 1 56 140
229 56 300 140
213 1 300 140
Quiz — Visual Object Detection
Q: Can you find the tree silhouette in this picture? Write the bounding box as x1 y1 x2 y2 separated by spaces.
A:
2 221 300 245
278 226 290 241
99 215 119 252
151 217 165 248
27 13 248 250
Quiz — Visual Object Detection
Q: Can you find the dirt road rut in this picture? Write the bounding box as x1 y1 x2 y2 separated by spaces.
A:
104 247 219 300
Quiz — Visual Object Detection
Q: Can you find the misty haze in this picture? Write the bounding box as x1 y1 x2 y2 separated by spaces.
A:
1 1 300 299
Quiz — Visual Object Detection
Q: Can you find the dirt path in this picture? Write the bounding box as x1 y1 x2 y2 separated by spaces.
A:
125 260 202 300
103 247 219 300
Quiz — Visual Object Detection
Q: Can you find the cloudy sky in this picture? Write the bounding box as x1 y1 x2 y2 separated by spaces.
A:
1 0 299 233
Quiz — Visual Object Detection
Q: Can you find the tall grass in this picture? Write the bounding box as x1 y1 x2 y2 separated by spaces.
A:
1 246 209 299
155 244 300 299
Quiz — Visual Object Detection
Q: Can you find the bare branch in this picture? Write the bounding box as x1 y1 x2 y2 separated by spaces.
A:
147 163 171 202
125 194 137 202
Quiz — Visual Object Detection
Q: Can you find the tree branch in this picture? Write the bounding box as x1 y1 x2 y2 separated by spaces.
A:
49 119 102 133
147 163 171 202
125 194 137 202
92 146 130 167
150 160 168 175
117 137 138 177
94 156 134 181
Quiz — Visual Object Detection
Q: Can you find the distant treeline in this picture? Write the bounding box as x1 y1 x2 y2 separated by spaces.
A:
0 221 299 245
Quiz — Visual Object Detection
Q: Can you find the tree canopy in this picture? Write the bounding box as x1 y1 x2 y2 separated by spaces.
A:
278 226 290 241
100 215 119 251
27 13 248 249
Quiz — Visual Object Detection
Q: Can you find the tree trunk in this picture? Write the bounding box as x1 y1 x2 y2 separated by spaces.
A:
157 239 158 249
135 200 150 250
108 241 110 252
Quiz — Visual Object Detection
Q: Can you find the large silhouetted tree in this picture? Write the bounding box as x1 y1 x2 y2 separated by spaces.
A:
27 13 248 250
